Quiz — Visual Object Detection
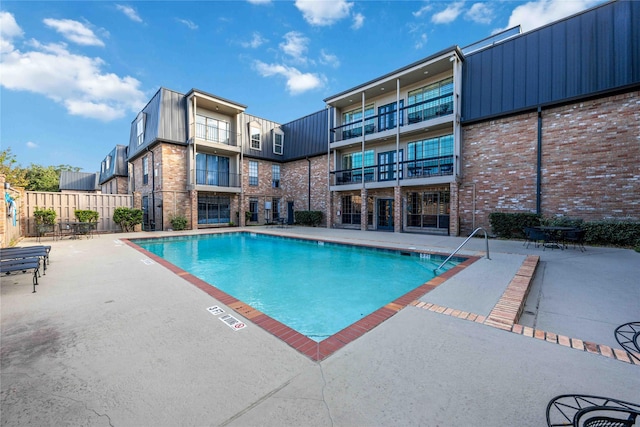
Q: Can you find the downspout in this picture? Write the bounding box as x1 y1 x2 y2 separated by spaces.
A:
146 146 155 230
306 157 311 211
536 106 542 215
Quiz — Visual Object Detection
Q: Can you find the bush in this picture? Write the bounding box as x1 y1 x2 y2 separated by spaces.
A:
113 207 143 232
581 220 640 247
33 207 57 225
294 210 323 227
490 212 640 248
74 209 99 223
489 212 540 239
170 215 188 231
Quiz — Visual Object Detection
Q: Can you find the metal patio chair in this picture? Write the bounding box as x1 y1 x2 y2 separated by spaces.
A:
615 322 640 362
546 394 640 427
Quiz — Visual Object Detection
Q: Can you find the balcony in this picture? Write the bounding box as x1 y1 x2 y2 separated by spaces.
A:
331 156 454 187
194 123 241 153
196 169 241 190
331 95 453 144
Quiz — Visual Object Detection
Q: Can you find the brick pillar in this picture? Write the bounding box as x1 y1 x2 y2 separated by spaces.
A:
189 190 198 230
326 190 333 228
360 187 368 231
239 193 246 227
450 182 460 236
394 186 402 233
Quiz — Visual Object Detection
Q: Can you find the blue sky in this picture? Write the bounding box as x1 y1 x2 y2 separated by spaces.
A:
1 0 604 173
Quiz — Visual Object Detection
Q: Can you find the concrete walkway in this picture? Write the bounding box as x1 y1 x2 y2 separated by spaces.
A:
1 227 638 426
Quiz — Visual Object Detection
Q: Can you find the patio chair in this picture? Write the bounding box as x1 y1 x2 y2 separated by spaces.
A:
546 394 640 427
523 227 549 249
564 229 586 251
614 322 640 362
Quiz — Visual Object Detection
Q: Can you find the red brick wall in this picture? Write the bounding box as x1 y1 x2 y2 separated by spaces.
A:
241 155 329 225
460 91 640 235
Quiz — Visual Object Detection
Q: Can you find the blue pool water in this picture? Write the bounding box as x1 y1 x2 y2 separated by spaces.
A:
135 232 459 341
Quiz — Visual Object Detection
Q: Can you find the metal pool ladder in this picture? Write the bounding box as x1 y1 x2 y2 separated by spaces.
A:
434 227 491 272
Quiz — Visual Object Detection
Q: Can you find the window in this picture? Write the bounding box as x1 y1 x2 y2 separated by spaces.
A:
341 196 373 225
378 100 404 131
250 127 261 150
272 198 280 220
341 104 374 139
378 149 403 181
249 199 258 222
341 150 374 183
272 164 280 188
342 195 361 225
136 113 145 146
196 153 230 186
196 115 230 144
407 134 454 177
249 161 258 186
407 77 454 124
198 195 231 224
101 161 106 174
406 190 450 230
273 132 283 155
142 156 149 185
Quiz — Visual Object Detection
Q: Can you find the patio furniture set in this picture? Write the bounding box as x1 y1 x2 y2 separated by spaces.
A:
523 226 586 251
37 221 97 242
546 321 640 426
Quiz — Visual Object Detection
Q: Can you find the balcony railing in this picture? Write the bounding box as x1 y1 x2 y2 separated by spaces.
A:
331 156 453 186
195 123 237 146
331 94 453 142
196 170 240 187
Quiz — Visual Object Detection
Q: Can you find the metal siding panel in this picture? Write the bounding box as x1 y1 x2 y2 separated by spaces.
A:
596 6 614 92
613 1 632 85
512 37 528 110
479 53 493 116
525 33 540 106
537 26 553 103
490 46 503 114
501 42 515 111
551 22 567 100
633 1 640 83
580 11 598 94
565 17 582 98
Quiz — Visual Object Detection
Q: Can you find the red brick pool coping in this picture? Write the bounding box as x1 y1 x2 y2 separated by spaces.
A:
123 236 479 361
412 255 640 366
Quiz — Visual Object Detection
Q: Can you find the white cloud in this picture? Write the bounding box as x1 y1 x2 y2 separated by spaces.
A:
1 13 147 121
432 2 464 24
415 33 428 50
246 0 271 4
241 32 267 48
253 60 325 95
466 3 494 24
280 31 309 61
351 12 364 30
0 11 23 53
176 18 198 30
501 0 601 33
26 141 39 149
43 18 104 47
295 0 353 26
319 49 340 68
116 4 143 23
412 4 433 18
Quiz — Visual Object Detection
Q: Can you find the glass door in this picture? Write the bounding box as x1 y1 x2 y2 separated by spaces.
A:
377 199 394 230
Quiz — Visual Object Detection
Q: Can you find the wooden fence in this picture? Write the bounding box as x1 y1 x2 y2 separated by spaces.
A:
24 191 133 236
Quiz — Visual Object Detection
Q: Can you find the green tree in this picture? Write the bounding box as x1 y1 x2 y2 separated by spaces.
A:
24 164 80 192
0 148 28 188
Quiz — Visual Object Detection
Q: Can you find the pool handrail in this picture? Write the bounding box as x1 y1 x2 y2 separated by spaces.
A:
434 227 490 272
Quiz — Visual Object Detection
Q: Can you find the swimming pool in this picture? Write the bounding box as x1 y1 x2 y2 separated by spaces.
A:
130 232 471 359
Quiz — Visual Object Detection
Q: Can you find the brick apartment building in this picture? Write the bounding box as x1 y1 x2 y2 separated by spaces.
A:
99 0 638 235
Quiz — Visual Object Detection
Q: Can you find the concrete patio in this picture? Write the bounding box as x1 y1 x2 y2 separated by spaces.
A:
1 227 638 426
